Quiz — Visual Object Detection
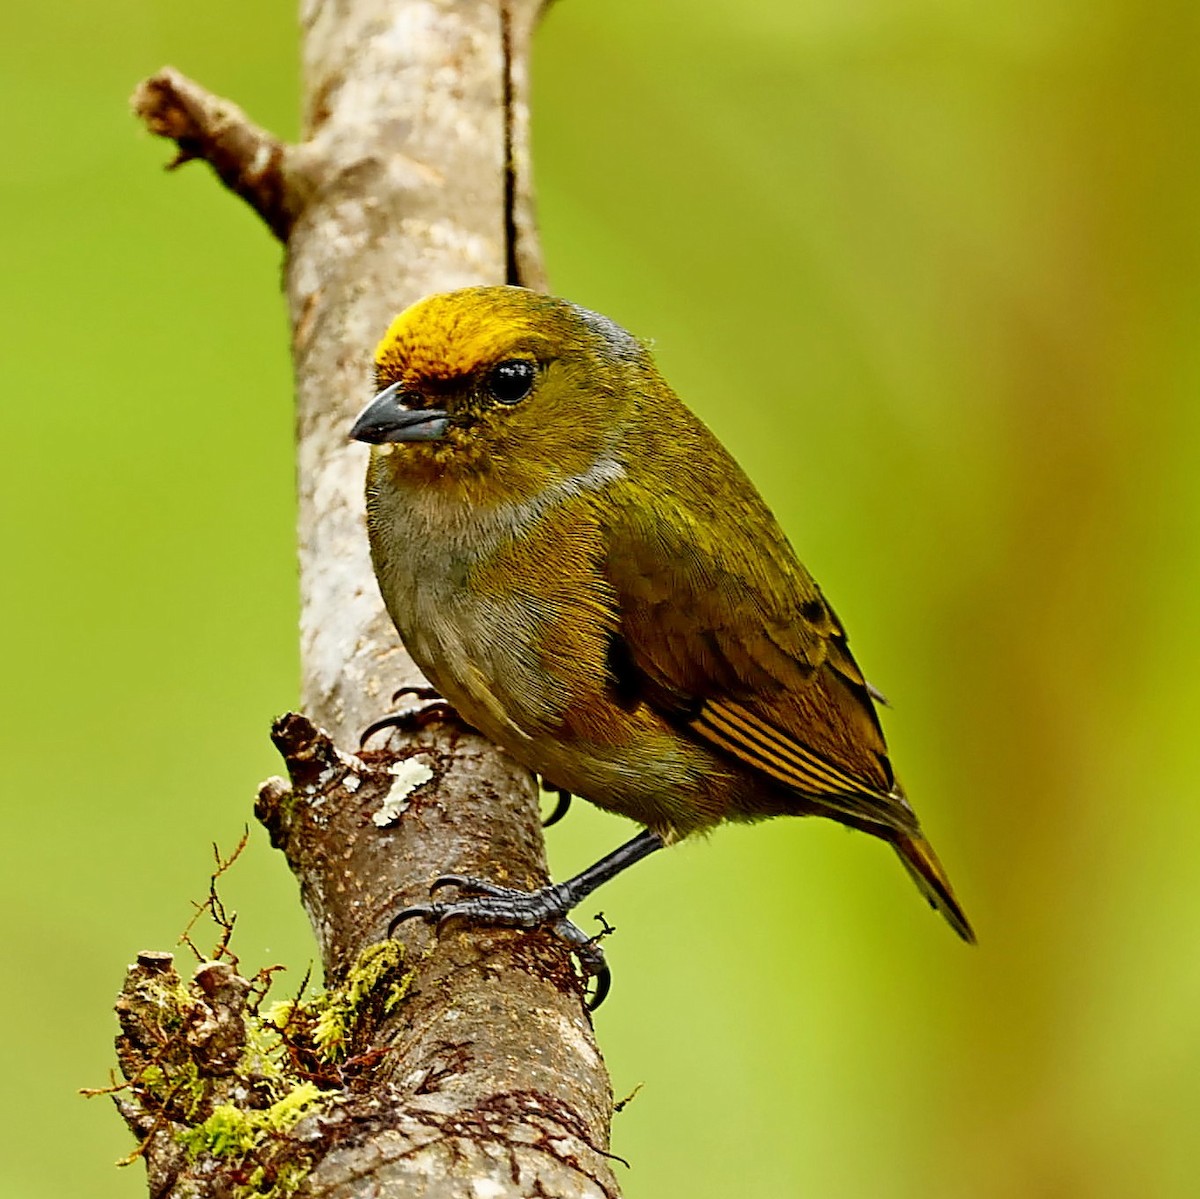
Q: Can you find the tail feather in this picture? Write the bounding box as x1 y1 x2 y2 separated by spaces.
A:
892 832 976 944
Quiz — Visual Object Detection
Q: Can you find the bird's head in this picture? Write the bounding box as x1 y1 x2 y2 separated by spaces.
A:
350 286 650 503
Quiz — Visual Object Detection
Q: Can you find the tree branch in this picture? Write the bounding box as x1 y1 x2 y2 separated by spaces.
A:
116 3 622 1196
131 67 299 241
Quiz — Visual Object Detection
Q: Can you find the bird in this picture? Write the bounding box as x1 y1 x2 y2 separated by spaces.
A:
350 285 973 1003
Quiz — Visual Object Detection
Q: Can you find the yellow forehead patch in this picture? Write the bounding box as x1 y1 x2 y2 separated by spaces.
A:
374 286 556 385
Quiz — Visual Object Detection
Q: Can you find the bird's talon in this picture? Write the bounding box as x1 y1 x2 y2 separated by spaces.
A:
547 916 613 1009
429 873 520 899
388 895 616 1005
429 873 469 894
391 685 443 705
383 831 667 1009
586 964 612 1011
541 788 572 828
359 714 404 749
387 905 437 939
359 699 456 748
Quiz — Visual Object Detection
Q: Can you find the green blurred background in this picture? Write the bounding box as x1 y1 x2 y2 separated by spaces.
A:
3 1 1198 1195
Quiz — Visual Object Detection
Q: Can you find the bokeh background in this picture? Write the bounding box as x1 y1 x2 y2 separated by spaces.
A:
3 1 1198 1195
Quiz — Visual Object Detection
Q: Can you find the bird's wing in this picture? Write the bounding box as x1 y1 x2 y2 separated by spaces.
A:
599 474 919 837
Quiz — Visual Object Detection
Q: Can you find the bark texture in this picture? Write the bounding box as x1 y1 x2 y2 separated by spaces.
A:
119 3 621 1196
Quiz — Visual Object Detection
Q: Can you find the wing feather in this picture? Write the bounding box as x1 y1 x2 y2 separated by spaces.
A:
600 462 909 833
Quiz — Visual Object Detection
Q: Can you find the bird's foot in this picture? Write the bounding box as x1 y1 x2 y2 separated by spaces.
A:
390 874 613 1008
360 687 456 749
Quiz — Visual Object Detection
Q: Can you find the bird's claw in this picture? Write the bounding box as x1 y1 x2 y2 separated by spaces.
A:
387 881 615 1009
429 873 525 899
387 904 439 937
541 787 572 828
359 692 456 748
550 916 612 1009
392 685 442 704
387 900 511 938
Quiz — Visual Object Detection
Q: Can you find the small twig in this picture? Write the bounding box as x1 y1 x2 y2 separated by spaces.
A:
79 1070 132 1100
591 912 617 940
246 964 289 1017
131 67 299 241
178 828 250 966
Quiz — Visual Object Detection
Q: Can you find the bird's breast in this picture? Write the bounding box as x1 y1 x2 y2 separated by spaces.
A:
366 475 600 742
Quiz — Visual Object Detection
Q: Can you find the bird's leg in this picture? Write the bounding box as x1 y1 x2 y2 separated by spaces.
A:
389 829 666 1008
415 828 666 918
541 783 572 827
359 685 456 748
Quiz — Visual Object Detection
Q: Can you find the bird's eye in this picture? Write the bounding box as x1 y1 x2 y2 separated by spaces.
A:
486 359 536 405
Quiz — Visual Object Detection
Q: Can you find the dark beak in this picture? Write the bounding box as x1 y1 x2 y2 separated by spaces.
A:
349 381 450 444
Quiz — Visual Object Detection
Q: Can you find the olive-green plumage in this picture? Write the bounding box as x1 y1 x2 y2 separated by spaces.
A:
358 285 973 942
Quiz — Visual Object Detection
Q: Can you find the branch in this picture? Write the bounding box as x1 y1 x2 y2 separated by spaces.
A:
114 3 622 1196
131 67 299 241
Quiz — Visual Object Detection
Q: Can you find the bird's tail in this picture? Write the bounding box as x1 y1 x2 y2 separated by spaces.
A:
892 831 975 944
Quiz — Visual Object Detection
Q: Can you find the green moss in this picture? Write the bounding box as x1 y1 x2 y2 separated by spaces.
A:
271 939 411 1062
175 1080 324 1198
244 1160 313 1197
110 940 413 1197
180 1082 323 1159
318 940 411 1058
139 1059 207 1120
